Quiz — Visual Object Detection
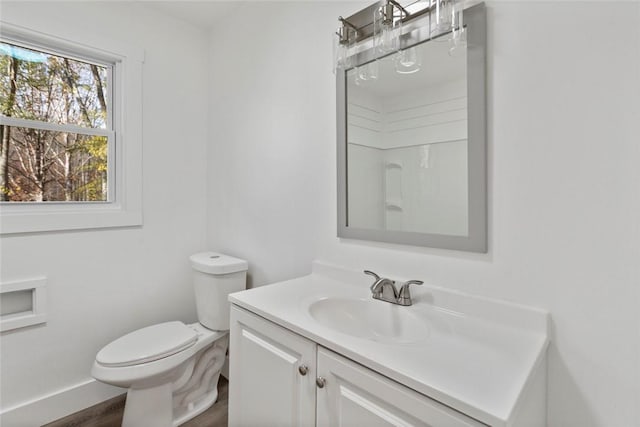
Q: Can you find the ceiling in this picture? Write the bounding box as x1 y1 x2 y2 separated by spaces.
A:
142 0 365 30
143 1 247 29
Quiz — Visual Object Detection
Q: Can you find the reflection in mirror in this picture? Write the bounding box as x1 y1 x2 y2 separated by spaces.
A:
346 40 468 236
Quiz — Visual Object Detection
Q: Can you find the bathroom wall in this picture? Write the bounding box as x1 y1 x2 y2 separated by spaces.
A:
206 2 363 288
207 2 640 426
0 2 209 424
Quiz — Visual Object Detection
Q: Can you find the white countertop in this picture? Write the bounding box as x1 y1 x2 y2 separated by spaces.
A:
229 261 549 426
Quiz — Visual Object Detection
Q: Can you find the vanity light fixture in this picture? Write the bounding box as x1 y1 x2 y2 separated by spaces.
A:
333 16 358 73
334 0 468 75
373 0 408 55
448 2 467 56
431 0 467 56
432 0 455 37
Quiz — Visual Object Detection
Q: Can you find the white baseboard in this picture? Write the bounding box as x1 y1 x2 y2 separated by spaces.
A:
0 378 124 427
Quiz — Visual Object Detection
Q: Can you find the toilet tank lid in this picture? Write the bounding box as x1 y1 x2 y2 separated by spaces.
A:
190 252 248 275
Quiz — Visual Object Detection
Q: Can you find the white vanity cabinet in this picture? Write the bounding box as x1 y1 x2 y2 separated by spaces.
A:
229 305 486 427
228 305 316 427
317 348 485 427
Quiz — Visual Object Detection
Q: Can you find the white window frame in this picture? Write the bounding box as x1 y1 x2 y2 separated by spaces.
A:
0 22 143 234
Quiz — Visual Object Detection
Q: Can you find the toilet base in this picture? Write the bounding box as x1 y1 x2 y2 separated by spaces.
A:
123 383 173 427
173 386 219 426
121 335 228 427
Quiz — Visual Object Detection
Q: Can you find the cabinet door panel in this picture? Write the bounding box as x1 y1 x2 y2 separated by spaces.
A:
317 347 486 427
229 306 316 427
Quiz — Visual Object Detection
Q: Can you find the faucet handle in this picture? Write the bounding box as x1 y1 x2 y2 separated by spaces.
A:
397 280 424 306
364 270 381 291
363 270 380 280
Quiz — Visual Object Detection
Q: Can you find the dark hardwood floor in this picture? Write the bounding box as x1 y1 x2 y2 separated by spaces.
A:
43 377 228 427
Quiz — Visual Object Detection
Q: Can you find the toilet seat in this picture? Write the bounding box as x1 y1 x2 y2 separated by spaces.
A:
96 321 198 368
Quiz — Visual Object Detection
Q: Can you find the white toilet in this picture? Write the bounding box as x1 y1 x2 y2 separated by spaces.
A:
92 252 247 427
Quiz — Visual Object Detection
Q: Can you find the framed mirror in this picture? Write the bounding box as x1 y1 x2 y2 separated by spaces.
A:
336 3 486 252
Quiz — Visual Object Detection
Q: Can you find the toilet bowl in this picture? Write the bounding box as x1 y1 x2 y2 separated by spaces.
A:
92 252 247 427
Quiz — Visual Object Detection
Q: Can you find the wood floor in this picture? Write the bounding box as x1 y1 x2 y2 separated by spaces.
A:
43 377 228 427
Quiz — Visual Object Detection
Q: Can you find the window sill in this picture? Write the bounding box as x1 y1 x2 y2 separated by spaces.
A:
0 203 142 234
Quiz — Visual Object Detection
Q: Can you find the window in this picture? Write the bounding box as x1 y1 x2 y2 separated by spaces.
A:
0 23 143 234
1 42 113 202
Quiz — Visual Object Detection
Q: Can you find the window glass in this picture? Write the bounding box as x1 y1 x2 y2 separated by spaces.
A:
0 41 111 202
4 127 107 201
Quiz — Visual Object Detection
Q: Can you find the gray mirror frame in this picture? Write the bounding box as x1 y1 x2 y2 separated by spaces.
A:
337 2 487 252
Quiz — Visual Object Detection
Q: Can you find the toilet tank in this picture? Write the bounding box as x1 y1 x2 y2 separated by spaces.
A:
190 252 248 331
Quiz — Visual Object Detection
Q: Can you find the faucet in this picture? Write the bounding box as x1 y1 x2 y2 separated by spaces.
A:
364 270 423 306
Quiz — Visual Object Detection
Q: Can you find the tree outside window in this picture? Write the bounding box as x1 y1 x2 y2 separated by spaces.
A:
1 41 112 202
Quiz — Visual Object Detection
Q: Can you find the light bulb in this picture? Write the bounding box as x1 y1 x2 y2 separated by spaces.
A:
395 47 421 74
432 0 456 40
448 1 467 55
399 48 418 67
382 26 394 51
355 61 379 85
374 2 402 55
449 28 467 56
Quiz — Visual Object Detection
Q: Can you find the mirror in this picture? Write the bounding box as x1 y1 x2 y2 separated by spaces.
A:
337 3 486 252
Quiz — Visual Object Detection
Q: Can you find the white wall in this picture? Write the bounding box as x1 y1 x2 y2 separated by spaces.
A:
208 2 640 426
206 2 369 288
0 2 209 424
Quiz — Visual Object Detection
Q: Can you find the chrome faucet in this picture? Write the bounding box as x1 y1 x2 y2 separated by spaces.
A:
364 270 423 306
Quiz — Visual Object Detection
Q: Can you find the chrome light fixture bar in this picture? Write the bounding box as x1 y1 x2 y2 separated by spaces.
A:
334 0 467 73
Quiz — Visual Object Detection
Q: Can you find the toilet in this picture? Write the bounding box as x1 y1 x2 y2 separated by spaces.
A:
91 252 247 427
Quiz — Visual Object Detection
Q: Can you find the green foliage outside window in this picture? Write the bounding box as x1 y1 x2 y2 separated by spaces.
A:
0 41 110 202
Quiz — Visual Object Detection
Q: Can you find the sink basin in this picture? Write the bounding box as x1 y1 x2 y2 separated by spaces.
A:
307 297 429 344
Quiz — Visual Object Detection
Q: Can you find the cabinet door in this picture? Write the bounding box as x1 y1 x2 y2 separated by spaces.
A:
229 306 316 427
316 348 486 427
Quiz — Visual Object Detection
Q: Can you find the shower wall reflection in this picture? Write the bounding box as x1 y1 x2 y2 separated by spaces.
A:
346 39 468 236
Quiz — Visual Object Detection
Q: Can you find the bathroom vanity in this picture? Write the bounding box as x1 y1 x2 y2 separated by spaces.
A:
228 262 549 426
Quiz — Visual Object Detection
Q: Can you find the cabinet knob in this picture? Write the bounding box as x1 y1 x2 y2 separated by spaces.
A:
298 365 309 376
316 377 326 388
